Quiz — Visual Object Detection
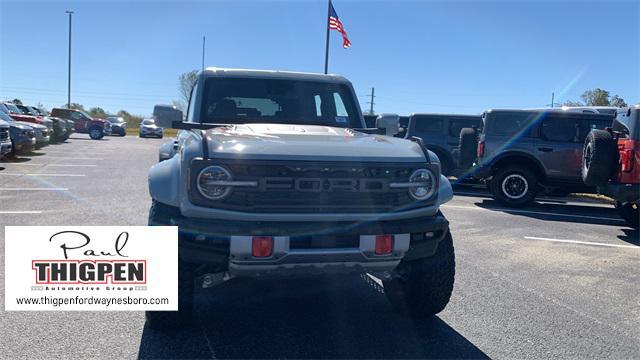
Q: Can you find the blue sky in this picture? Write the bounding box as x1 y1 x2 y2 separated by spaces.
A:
1 0 638 116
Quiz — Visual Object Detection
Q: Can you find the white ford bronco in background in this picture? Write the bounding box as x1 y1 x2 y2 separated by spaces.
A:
147 68 455 329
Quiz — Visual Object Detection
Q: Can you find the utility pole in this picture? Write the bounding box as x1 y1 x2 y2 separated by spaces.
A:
366 87 375 115
201 36 206 72
65 10 74 109
551 92 555 108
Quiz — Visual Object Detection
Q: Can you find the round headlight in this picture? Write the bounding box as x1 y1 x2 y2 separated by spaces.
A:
408 169 436 200
196 166 233 200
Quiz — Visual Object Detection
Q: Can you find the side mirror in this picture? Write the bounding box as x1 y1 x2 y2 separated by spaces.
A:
375 113 400 136
153 105 184 128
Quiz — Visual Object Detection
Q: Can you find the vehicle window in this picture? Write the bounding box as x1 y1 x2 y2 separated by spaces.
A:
70 111 85 120
541 117 580 142
314 95 322 116
489 112 536 136
413 117 443 133
200 77 361 128
449 118 480 137
580 119 612 141
142 119 155 125
333 93 348 117
4 103 20 114
186 81 198 122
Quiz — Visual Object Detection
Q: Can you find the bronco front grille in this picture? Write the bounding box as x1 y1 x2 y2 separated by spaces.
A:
189 159 436 213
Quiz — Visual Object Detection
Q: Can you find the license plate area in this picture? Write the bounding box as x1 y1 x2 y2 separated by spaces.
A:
289 235 360 250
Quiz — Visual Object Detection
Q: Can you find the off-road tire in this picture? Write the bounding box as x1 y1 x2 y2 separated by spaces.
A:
582 130 617 187
145 200 195 330
89 126 104 140
458 128 478 168
489 165 538 206
615 201 639 229
383 231 455 319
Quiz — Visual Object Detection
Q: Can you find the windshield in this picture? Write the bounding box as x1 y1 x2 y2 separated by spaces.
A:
0 108 14 122
199 78 361 128
4 103 21 114
142 119 155 125
107 117 124 123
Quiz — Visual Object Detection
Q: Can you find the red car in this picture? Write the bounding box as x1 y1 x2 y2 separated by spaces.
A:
582 105 640 228
50 108 112 140
1 102 53 130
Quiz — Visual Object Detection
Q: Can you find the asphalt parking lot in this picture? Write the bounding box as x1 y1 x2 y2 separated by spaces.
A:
0 135 638 359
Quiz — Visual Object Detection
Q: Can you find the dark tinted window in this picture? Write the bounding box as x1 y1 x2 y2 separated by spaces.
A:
541 117 580 142
413 116 443 133
488 112 537 136
449 117 480 137
200 78 360 128
581 118 612 141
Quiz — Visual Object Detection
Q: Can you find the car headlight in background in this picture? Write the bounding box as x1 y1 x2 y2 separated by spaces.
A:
408 168 436 200
197 165 233 200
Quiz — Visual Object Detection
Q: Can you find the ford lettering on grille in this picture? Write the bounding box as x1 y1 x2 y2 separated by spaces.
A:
259 177 388 192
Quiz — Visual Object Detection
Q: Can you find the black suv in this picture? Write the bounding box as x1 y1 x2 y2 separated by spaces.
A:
405 113 482 176
460 109 614 206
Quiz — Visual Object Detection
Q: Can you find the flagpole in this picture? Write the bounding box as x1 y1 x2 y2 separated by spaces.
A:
323 0 331 74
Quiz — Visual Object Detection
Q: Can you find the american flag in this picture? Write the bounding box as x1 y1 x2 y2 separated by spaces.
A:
328 1 351 49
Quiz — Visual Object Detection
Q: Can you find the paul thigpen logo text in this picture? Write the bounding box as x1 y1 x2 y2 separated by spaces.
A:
32 231 146 284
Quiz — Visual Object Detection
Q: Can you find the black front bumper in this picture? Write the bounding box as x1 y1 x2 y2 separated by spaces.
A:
150 206 450 267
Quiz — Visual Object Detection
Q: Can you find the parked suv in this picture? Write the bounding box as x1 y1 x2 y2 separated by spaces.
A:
20 105 68 142
106 116 127 136
582 106 639 228
146 68 455 330
0 109 35 156
50 108 111 139
404 113 482 176
460 109 613 206
0 119 12 159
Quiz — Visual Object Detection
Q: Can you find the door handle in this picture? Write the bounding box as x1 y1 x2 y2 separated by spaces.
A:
538 147 553 152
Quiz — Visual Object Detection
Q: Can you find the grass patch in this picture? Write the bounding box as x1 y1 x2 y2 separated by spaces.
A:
569 193 615 204
125 128 179 138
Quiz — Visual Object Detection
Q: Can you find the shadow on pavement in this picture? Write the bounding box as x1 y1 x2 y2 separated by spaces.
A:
0 156 32 163
473 199 623 227
617 228 639 246
138 276 487 359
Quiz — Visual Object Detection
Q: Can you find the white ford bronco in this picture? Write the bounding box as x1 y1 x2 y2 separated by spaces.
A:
147 68 455 329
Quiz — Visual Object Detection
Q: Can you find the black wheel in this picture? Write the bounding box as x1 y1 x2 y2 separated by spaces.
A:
89 127 104 140
120 130 127 137
145 201 195 330
615 201 639 229
489 165 538 206
383 231 455 319
458 128 478 168
582 130 617 186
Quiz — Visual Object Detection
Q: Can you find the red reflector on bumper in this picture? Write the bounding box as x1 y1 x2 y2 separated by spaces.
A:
252 236 274 257
375 235 394 255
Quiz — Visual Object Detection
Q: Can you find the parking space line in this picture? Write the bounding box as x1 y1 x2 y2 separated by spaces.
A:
441 204 624 222
40 156 102 160
523 236 639 249
0 173 85 177
4 163 97 167
0 211 43 214
0 188 68 191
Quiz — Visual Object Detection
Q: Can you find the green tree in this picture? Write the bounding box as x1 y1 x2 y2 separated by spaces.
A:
178 70 198 110
610 95 628 108
563 89 628 108
581 88 610 106
88 107 107 118
64 103 86 111
11 98 22 105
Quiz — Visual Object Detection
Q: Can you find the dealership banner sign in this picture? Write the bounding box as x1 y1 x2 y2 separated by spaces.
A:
5 226 178 311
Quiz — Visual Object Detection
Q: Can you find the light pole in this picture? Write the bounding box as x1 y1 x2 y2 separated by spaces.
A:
66 10 73 109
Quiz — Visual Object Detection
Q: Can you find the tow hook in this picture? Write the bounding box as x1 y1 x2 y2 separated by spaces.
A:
201 272 232 288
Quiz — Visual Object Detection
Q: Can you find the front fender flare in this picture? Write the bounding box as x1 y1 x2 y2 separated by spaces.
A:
148 155 181 207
